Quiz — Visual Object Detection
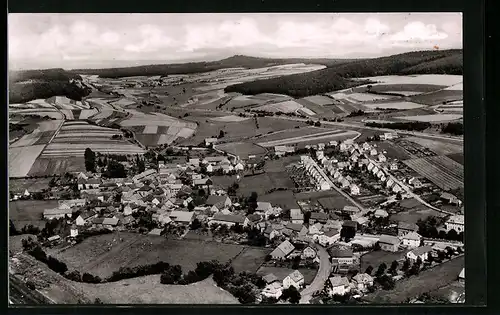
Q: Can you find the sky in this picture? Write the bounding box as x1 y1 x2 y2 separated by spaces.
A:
8 13 462 70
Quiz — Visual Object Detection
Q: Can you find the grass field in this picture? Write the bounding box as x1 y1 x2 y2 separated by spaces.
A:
410 90 463 106
446 153 464 165
360 250 410 271
259 190 299 209
256 129 359 148
238 172 296 196
396 114 462 123
9 145 46 178
405 137 463 155
74 275 239 304
374 141 412 160
390 203 447 225
9 178 52 194
231 247 272 273
363 255 464 303
256 266 317 285
9 200 57 229
28 157 86 176
358 75 462 87
53 233 245 279
303 95 336 106
364 102 424 110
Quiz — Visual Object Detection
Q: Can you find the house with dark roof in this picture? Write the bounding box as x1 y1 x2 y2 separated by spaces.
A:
310 212 329 224
406 245 433 262
326 276 351 296
328 247 354 265
398 222 419 237
75 210 97 226
283 270 304 289
270 240 295 260
318 228 340 246
246 213 262 227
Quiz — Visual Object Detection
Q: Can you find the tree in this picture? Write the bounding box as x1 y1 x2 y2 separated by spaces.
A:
265 254 272 262
389 260 399 275
402 258 410 272
136 156 145 173
378 274 395 290
304 211 312 225
9 220 18 236
396 192 402 200
447 229 459 241
365 265 374 275
281 286 301 304
438 230 447 239
416 256 423 266
187 202 195 211
437 250 446 261
218 130 225 138
375 263 387 277
190 218 202 230
247 192 258 214
292 256 301 269
94 298 104 304
103 160 127 178
84 148 96 172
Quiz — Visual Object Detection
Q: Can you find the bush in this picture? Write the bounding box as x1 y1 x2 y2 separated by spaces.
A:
82 272 102 284
26 281 36 290
47 256 68 274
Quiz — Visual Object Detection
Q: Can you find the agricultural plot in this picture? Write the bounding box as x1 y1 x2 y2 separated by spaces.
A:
410 90 463 106
9 145 46 177
9 108 65 120
363 101 424 110
215 142 267 159
255 127 339 143
9 178 52 194
53 233 245 279
254 100 312 115
444 83 463 91
231 247 272 273
28 157 86 176
237 172 295 196
9 200 58 229
360 250 409 271
390 205 447 225
395 114 462 122
295 98 334 117
303 95 336 106
259 190 299 209
257 129 359 148
74 276 239 304
357 74 463 87
403 155 464 190
373 141 413 160
405 137 463 155
447 153 464 165
343 93 395 102
210 115 250 122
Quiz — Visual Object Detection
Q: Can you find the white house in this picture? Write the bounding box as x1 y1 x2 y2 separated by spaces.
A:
374 209 389 218
327 276 351 296
70 225 79 237
370 149 378 156
352 273 374 292
301 246 317 259
283 270 304 289
390 162 398 171
350 184 360 195
270 240 295 260
318 229 340 247
262 281 283 299
402 232 422 248
445 215 464 233
290 208 304 224
209 213 249 228
378 153 387 163
406 245 433 262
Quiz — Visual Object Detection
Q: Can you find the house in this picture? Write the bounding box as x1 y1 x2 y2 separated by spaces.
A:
209 213 249 228
274 145 295 157
156 212 173 225
206 195 232 210
262 280 283 299
458 268 465 284
132 169 156 183
350 184 360 195
327 277 351 296
402 232 422 248
378 234 401 252
263 226 281 240
290 208 304 224
246 213 262 227
398 222 419 237
70 225 79 237
102 217 119 229
342 220 358 232
328 247 354 265
392 184 402 193
301 246 317 259
352 273 374 292
283 270 304 289
445 215 464 233
308 223 323 236
256 202 273 214
441 193 462 206
370 148 378 156
269 240 295 260
408 177 423 188
169 211 195 225
47 235 61 244
390 162 398 171
310 212 329 224
43 208 73 220
75 211 97 226
234 162 245 171
85 178 101 189
205 138 218 146
374 209 389 218
378 153 387 163
58 199 86 209
318 229 340 246
148 228 163 236
407 245 433 262
342 206 360 216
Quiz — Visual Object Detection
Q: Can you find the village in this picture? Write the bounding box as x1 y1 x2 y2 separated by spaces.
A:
10 132 465 304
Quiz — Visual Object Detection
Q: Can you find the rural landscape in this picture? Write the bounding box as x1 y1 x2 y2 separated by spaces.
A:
9 13 464 305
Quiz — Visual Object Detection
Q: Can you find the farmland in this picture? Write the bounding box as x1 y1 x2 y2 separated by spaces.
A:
52 232 245 279
256 129 359 148
214 142 267 159
28 157 86 176
230 247 272 273
9 145 46 178
254 100 315 115
403 156 464 190
373 141 413 160
9 200 58 229
405 137 463 155
9 177 52 194
396 114 462 122
363 101 424 110
363 256 464 303
410 90 463 106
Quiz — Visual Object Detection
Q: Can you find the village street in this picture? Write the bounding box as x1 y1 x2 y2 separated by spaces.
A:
300 244 331 303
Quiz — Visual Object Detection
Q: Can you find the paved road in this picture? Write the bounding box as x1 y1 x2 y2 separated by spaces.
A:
300 244 331 303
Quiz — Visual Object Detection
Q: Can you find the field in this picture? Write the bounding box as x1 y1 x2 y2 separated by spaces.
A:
258 190 299 209
214 142 267 159
255 127 359 148
390 205 447 225
9 177 52 194
210 115 251 122
230 247 272 273
28 157 86 176
237 172 296 196
344 93 395 102
446 153 464 165
363 101 424 110
53 233 245 278
74 275 239 304
360 250 410 271
256 266 317 285
403 156 464 190
363 256 464 303
9 145 46 177
373 141 412 160
405 137 463 155
410 90 463 106
429 281 465 302
396 114 462 122
254 100 315 115
303 95 336 106
357 75 462 87
9 200 58 229
297 190 356 208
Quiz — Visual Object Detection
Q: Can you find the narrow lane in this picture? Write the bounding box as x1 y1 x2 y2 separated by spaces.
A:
300 244 331 303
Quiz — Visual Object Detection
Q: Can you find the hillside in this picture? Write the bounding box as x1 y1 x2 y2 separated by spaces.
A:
69 55 355 78
9 68 91 104
224 49 463 98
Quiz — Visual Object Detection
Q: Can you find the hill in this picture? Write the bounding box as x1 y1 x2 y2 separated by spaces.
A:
224 49 463 98
69 55 355 78
9 68 91 104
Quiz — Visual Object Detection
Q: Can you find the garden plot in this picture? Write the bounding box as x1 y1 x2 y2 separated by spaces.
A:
10 120 63 148
26 99 57 108
396 114 462 122
111 98 136 107
78 109 99 119
9 145 46 177
143 125 159 134
363 101 424 110
444 82 463 91
405 137 463 155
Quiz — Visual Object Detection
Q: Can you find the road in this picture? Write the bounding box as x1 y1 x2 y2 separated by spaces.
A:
299 244 331 303
9 275 52 305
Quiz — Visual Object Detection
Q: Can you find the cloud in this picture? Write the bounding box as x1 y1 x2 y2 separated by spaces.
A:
8 13 462 69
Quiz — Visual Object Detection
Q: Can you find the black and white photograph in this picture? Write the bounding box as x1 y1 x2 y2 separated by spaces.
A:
8 13 465 305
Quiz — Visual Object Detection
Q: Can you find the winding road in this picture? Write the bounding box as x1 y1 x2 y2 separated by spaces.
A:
300 244 331 303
